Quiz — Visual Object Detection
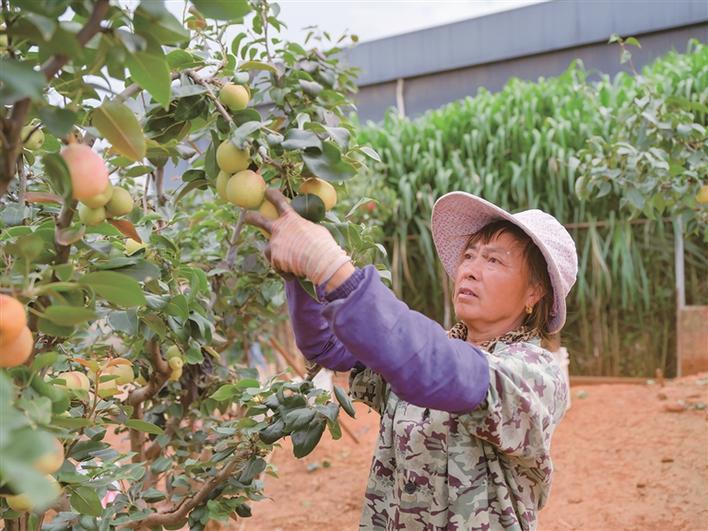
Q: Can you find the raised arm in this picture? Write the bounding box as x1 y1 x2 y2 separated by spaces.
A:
322 266 490 413
284 278 359 372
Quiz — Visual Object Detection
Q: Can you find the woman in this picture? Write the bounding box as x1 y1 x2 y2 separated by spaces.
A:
245 190 577 531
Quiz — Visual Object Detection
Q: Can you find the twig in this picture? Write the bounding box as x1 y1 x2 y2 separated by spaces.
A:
225 209 247 268
143 172 151 215
155 166 165 206
185 69 234 126
54 199 77 265
16 158 26 206
261 1 274 63
127 450 253 528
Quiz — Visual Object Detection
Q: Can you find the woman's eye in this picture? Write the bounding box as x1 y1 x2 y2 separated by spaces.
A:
487 256 499 264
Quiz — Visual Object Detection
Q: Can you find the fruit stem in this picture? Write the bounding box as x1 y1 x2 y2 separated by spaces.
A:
185 69 234 127
226 209 247 268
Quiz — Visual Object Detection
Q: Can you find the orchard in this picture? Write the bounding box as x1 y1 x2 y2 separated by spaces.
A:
0 0 384 528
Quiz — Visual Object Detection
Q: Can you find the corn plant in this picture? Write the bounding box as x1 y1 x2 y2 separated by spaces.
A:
352 40 708 377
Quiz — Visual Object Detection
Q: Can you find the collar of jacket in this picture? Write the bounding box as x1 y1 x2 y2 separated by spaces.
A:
447 322 540 353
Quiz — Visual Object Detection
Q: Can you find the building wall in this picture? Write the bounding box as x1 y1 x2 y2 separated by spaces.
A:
347 1 708 121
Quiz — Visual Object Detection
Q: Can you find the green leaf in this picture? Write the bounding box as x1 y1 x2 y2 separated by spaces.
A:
0 59 46 104
238 457 266 483
38 106 76 137
167 49 199 70
70 486 103 517
259 418 285 444
210 384 240 401
0 458 59 510
165 294 189 320
291 417 326 458
91 101 146 161
323 126 350 149
302 141 356 182
236 378 260 389
282 129 322 151
299 79 323 97
30 351 59 372
43 305 96 326
358 146 381 162
125 419 164 435
230 120 263 148
108 310 139 335
284 408 316 430
24 12 56 40
185 346 204 365
141 487 167 503
9 233 45 262
37 317 74 337
51 417 93 429
238 60 277 74
134 4 190 45
334 384 356 418
326 418 342 440
291 194 325 223
192 0 251 20
126 52 171 109
232 108 262 127
174 178 209 205
79 271 147 307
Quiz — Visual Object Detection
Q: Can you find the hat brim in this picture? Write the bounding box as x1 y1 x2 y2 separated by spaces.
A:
431 192 566 334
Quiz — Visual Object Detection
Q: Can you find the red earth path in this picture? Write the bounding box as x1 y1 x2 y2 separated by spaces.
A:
233 372 708 531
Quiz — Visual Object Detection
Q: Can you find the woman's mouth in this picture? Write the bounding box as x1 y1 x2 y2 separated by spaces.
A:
457 287 477 299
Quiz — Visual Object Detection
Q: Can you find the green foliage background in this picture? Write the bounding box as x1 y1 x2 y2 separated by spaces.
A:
352 41 708 377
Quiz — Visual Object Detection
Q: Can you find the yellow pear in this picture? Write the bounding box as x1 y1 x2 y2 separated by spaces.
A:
226 170 266 209
299 178 337 210
216 140 249 174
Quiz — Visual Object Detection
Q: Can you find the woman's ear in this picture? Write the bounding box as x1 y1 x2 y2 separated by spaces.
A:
525 282 545 308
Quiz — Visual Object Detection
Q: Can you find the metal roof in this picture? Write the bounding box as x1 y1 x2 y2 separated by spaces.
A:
345 0 708 87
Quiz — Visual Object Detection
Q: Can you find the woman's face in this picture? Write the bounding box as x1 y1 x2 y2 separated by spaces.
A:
453 231 543 336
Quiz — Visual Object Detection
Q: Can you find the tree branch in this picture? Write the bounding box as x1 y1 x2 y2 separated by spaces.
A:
127 339 171 406
154 166 165 206
54 199 77 265
128 449 254 528
0 0 110 193
127 339 171 462
225 209 247 268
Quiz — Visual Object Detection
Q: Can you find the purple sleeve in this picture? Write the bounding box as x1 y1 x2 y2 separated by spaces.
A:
284 278 360 371
322 265 490 413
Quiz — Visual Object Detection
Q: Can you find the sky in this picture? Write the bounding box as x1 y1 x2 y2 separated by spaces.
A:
270 0 547 44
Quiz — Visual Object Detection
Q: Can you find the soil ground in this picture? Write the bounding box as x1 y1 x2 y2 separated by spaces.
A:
234 372 708 531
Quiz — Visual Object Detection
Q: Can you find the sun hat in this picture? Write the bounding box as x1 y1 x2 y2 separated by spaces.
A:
431 192 578 334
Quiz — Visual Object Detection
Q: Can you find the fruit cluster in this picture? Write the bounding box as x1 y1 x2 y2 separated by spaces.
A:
213 83 338 227
60 144 135 226
2 437 63 511
166 345 185 381
0 295 33 368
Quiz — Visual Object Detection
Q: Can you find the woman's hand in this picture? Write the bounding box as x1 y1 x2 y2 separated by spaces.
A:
244 189 351 286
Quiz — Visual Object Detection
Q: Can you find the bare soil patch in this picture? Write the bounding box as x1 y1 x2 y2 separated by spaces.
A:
235 373 708 531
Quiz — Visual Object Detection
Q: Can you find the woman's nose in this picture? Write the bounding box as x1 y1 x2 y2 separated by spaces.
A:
461 255 482 279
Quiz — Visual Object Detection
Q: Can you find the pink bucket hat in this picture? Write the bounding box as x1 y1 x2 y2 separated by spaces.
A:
431 192 578 334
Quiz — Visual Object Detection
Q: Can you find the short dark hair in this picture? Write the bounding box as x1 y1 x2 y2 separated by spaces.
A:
465 220 554 340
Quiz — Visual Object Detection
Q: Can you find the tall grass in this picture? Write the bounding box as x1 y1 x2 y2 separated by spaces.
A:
354 42 707 377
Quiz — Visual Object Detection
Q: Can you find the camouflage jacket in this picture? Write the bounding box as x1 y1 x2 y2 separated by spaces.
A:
285 267 568 530
349 328 567 530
